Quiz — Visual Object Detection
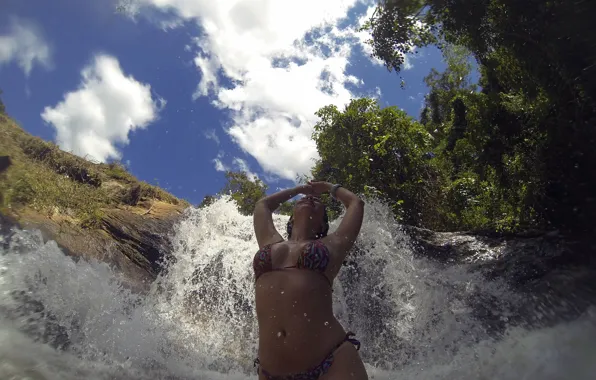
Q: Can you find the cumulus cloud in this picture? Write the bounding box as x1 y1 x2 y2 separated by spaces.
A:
0 17 52 76
41 54 163 162
128 0 386 180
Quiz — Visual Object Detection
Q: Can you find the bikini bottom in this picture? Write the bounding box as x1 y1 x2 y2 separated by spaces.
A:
254 332 361 380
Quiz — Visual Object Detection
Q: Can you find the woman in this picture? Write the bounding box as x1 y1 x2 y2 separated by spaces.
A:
252 180 368 380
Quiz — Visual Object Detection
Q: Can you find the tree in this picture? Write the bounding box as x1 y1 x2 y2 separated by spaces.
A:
359 0 435 75
419 46 544 231
221 171 268 216
198 194 216 209
363 0 596 234
312 98 445 228
420 45 477 139
277 200 296 216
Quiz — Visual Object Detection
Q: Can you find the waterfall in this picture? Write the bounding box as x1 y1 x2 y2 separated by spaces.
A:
0 197 594 379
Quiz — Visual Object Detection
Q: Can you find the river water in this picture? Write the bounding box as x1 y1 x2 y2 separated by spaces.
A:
0 198 594 379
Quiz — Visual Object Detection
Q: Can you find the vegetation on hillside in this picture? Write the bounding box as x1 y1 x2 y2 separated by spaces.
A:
0 115 188 228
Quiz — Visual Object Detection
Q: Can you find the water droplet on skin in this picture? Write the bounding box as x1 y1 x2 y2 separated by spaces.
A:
304 313 307 317
277 332 282 338
281 291 284 294
324 321 329 326
307 319 311 322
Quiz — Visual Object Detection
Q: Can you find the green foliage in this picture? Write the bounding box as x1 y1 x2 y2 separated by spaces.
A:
198 195 216 209
221 171 268 216
276 201 296 216
312 98 446 228
360 0 435 74
362 0 596 234
309 38 552 232
420 45 477 135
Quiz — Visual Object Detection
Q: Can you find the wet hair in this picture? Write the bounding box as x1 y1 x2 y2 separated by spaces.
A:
286 206 329 239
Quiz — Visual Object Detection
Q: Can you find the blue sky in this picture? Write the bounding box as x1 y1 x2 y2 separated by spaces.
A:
0 0 446 205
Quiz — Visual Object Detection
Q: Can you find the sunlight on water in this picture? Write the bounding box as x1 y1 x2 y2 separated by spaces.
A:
0 197 594 379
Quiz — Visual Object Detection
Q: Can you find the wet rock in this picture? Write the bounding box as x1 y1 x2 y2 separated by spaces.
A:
0 213 18 250
14 202 187 293
404 225 596 332
1 291 71 351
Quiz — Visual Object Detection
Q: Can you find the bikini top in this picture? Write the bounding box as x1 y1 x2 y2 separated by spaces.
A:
253 240 332 287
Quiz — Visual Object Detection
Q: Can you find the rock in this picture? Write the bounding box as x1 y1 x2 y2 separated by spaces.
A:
123 183 142 206
100 204 182 273
404 225 596 333
2 290 71 351
0 212 19 250
0 156 11 173
14 201 187 293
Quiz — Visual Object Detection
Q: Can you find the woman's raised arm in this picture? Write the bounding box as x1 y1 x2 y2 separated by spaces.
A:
253 185 311 248
311 182 364 261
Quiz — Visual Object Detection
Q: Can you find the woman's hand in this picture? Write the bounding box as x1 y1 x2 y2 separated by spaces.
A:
307 181 333 195
295 184 314 195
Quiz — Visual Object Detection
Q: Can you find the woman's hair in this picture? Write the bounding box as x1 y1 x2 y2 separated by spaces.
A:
286 206 330 239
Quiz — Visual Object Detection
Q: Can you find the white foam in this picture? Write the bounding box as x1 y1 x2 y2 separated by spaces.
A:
0 197 594 379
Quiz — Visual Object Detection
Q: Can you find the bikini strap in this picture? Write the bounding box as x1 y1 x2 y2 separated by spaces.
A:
331 331 361 352
344 331 361 351
253 333 361 378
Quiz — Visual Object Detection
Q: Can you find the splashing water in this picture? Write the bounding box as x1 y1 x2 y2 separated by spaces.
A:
0 198 594 379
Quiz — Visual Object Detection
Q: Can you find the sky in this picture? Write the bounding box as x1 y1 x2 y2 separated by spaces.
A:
0 0 447 206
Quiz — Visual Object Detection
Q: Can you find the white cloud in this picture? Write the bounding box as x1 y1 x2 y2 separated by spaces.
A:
213 151 229 172
213 159 228 172
372 86 382 100
204 129 220 145
41 54 163 162
232 157 258 181
212 152 258 181
128 0 381 181
0 17 52 76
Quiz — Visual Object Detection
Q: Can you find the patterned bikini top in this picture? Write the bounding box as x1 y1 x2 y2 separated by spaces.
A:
253 240 332 287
